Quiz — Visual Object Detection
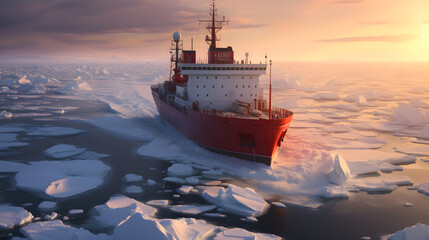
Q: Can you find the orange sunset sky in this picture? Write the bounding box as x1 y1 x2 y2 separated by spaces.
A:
0 0 428 62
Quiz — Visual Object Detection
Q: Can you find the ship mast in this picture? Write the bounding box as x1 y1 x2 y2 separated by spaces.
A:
198 0 229 48
269 60 272 120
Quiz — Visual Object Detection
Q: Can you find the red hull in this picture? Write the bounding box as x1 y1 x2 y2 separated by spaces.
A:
152 90 293 165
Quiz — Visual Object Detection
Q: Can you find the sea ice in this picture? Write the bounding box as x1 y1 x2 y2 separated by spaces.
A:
123 173 144 182
417 126 429 139
0 126 25 133
169 204 217 215
408 183 429 196
394 102 428 125
271 202 286 208
14 160 110 198
214 228 280 240
113 213 170 240
124 185 143 194
386 223 429 240
168 163 194 176
200 184 269 217
311 92 340 101
163 177 186 184
21 220 108 240
92 195 157 228
38 201 57 211
0 161 28 172
396 146 429 157
328 154 351 185
44 144 86 159
0 111 13 119
177 185 194 194
45 212 58 220
0 133 18 142
320 185 349 198
146 200 169 207
26 126 85 137
0 205 33 230
69 209 84 215
185 177 199 185
147 179 157 186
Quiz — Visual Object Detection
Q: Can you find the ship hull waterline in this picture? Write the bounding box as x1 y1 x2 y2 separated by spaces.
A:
152 90 293 165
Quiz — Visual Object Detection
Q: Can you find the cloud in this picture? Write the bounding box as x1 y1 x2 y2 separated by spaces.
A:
423 20 429 24
229 17 267 29
359 20 394 26
0 0 200 35
317 34 417 43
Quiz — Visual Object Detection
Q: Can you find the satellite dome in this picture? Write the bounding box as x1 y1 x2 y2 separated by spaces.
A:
173 31 181 42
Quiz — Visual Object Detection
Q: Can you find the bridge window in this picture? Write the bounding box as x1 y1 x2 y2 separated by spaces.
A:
222 67 226 70
250 68 254 70
197 67 201 70
226 67 231 70
192 67 197 70
217 67 221 70
245 68 249 70
202 67 206 70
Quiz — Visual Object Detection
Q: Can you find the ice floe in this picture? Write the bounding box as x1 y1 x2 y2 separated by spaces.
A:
44 144 86 159
45 212 58 220
0 205 33 230
185 177 199 185
394 102 428 125
177 185 194 195
311 92 340 101
168 163 194 176
124 185 143 194
38 201 57 211
169 204 217 215
92 195 157 228
146 200 169 207
147 179 157 186
385 223 429 240
21 220 108 240
396 146 429 157
11 160 110 198
123 173 144 182
417 126 429 139
199 184 269 217
69 209 84 215
26 126 86 137
214 228 280 240
271 202 287 208
408 183 429 196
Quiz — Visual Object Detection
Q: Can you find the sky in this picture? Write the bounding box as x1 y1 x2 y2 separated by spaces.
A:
1 0 428 63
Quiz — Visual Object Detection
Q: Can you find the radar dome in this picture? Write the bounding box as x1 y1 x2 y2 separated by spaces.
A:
173 31 181 42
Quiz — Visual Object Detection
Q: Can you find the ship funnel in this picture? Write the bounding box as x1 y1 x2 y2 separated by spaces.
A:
245 52 249 64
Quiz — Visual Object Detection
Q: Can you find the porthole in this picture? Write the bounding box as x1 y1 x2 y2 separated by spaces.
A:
221 85 224 88
206 94 208 97
242 85 245 88
242 76 244 79
228 76 230 79
250 77 252 79
215 76 217 79
197 85 199 88
197 76 199 79
206 76 208 79
248 85 250 88
197 94 199 97
203 85 205 88
212 85 214 88
236 85 238 88
240 94 243 97
255 85 257 88
225 94 227 97
251 94 253 97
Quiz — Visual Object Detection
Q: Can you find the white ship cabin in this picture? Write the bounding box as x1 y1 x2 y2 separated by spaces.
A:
178 63 267 111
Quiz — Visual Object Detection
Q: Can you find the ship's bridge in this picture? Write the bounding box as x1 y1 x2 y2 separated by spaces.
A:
180 63 267 76
178 63 267 111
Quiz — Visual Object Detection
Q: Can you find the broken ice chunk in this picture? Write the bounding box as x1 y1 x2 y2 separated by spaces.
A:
169 204 216 215
38 201 57 211
44 144 86 159
408 183 429 196
146 200 169 207
26 127 85 137
21 220 108 239
168 163 194 176
124 186 143 194
123 174 143 182
386 223 429 240
177 185 194 195
0 205 33 230
328 154 351 185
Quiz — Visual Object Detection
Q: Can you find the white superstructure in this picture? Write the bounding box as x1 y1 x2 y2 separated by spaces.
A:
179 63 267 110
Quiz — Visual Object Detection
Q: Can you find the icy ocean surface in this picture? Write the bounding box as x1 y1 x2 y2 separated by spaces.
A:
0 62 428 239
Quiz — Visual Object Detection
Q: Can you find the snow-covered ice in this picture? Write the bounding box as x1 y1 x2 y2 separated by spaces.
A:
26 126 86 137
169 204 217 215
124 185 143 194
92 195 157 228
38 201 57 211
69 209 84 215
385 223 429 240
408 183 429 196
123 173 144 182
147 179 157 186
214 228 280 240
328 154 351 185
21 220 108 240
146 200 169 207
177 185 194 195
271 202 287 208
185 177 199 185
199 184 269 217
44 144 86 159
11 160 110 198
168 163 194 177
0 205 33 230
44 212 58 220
